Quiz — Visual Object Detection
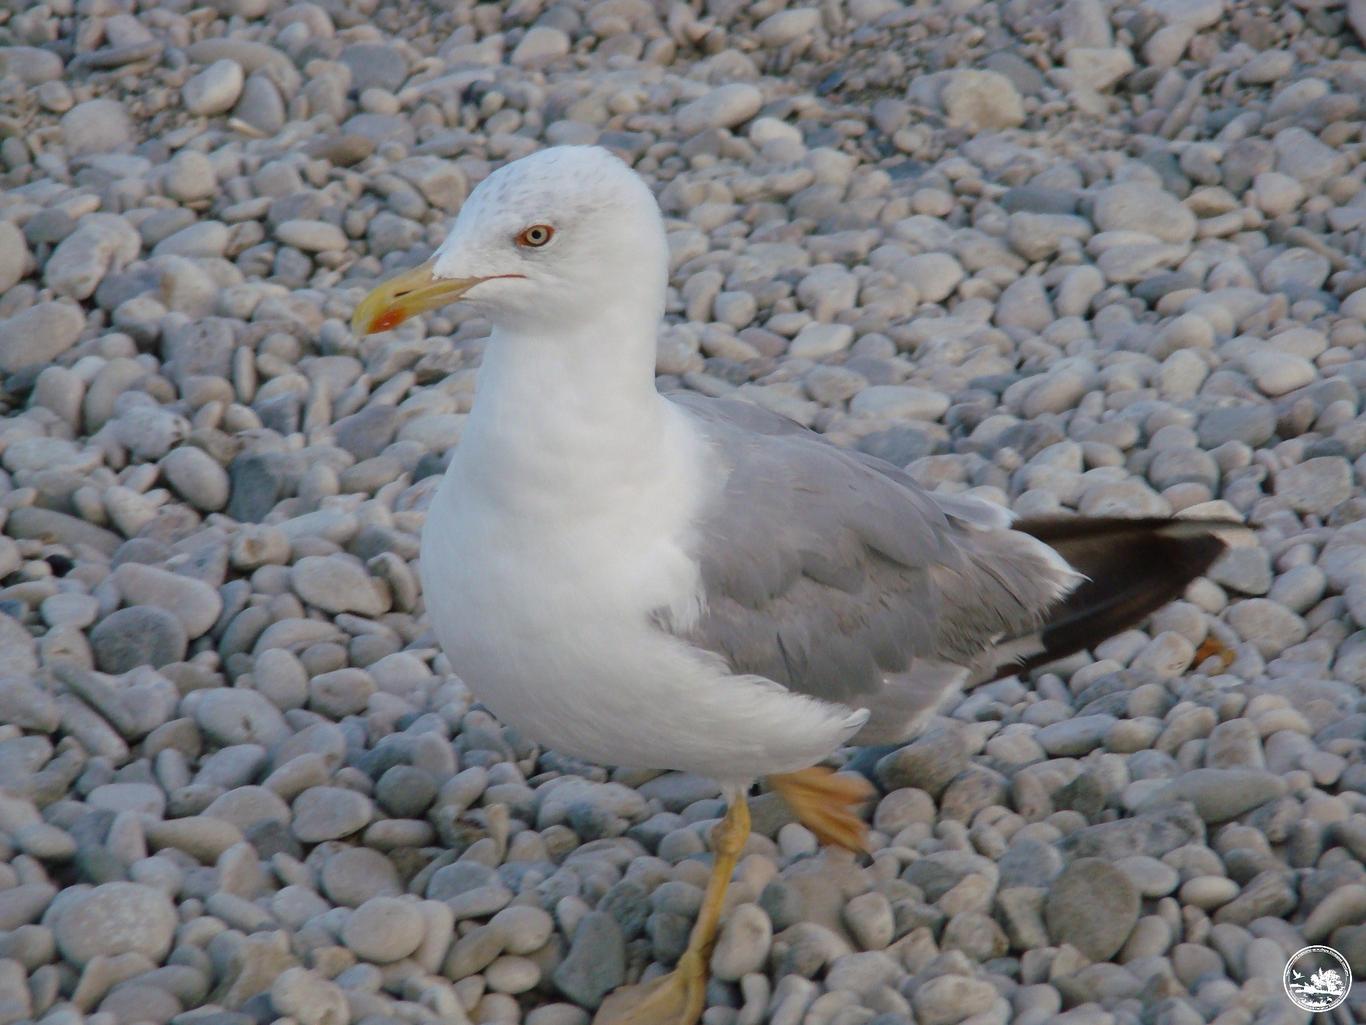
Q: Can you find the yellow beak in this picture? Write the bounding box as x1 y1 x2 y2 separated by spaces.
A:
350 259 486 336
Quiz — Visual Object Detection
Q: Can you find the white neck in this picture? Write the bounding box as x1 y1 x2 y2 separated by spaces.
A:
451 300 668 515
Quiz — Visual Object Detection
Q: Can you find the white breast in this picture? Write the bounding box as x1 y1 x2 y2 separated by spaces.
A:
418 403 864 781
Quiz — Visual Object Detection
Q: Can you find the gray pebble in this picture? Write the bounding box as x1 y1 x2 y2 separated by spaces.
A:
60 98 134 155
912 975 999 1025
342 896 426 963
940 70 1024 132
1141 768 1287 823
1274 457 1353 515
53 882 176 967
233 71 285 134
290 557 387 617
0 302 85 374
875 729 967 797
712 903 772 981
114 563 222 639
321 846 402 907
292 787 373 842
676 84 763 136
553 911 624 1010
193 687 290 747
511 26 570 67
270 967 348 1025
183 59 244 115
1044 858 1139 961
90 607 187 673
1092 182 1196 244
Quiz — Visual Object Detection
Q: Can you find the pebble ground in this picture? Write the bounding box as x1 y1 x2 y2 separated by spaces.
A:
1 1 1365 1025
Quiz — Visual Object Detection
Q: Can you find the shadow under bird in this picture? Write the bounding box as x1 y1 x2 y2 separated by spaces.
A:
352 145 1251 1025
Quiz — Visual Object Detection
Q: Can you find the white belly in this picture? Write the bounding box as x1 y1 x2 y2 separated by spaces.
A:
418 471 863 781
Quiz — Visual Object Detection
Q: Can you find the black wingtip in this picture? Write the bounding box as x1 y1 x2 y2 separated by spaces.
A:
993 517 1248 679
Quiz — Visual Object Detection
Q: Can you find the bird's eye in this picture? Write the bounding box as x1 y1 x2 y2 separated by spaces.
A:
516 224 555 247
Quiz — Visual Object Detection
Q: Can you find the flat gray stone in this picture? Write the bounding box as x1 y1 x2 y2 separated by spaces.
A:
1044 857 1139 960
53 882 176 967
90 606 187 673
0 302 85 374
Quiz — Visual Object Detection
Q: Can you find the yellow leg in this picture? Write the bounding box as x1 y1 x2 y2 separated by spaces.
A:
767 765 874 852
594 794 751 1025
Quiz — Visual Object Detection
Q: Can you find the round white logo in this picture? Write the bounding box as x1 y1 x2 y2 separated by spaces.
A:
1284 945 1352 1013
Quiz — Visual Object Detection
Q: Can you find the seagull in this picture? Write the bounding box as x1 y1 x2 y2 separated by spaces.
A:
352 145 1247 1025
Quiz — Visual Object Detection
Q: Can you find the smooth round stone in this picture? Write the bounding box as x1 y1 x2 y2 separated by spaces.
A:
192 688 290 747
144 817 244 863
0 302 85 374
376 765 436 819
1179 875 1239 910
1036 715 1115 756
510 26 570 67
875 730 967 798
1241 348 1315 396
912 975 998 1025
757 7 821 46
90 606 187 673
152 221 229 259
490 905 555 955
903 252 964 303
274 220 348 253
183 58 244 115
552 911 624 1010
160 446 230 511
203 786 291 832
235 73 285 134
850 385 949 421
525 1005 589 1025
1044 858 1139 960
940 70 1025 132
270 967 348 1025
1115 855 1179 897
843 891 895 951
163 151 215 203
251 648 309 711
292 787 373 842
710 903 771 981
1241 50 1293 84
1144 768 1287 823
485 955 541 994
675 84 763 136
113 563 222 639
53 883 176 967
1273 458 1353 516
1260 247 1330 294
1092 183 1196 244
271 885 330 929
99 983 182 1025
788 322 854 359
320 847 403 907
1225 600 1307 659
40 593 99 630
88 783 166 818
290 556 387 616
60 98 133 155
0 45 64 85
342 896 426 963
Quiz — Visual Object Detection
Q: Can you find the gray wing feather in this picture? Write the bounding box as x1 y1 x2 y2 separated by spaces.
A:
667 392 1075 714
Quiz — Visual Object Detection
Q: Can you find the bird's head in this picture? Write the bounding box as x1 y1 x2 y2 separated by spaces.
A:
351 145 668 336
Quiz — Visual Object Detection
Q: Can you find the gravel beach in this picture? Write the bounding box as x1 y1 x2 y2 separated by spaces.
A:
1 1 1365 1024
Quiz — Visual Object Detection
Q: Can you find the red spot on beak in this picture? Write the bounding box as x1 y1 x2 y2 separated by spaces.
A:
372 309 406 333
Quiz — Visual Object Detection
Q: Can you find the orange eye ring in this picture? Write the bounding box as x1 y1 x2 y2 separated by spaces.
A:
516 224 555 247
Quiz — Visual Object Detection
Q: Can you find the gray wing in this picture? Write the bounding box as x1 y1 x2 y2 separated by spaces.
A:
665 392 1077 717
